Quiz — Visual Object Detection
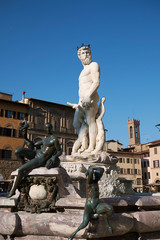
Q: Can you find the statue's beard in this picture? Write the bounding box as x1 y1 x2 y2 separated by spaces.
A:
81 57 92 65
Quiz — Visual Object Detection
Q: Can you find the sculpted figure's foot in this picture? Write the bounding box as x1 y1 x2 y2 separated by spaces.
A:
78 148 85 154
6 190 15 198
68 236 73 240
108 226 113 234
84 147 94 153
91 150 98 155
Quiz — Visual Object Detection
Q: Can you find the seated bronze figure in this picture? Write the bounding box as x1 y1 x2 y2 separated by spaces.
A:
8 123 61 198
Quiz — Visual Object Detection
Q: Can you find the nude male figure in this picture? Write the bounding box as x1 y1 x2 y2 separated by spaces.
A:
77 44 100 152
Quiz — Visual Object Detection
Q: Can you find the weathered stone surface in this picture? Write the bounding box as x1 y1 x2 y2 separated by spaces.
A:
135 196 160 207
11 167 60 177
56 197 85 208
56 196 160 209
0 212 17 235
11 232 160 240
0 196 16 207
14 236 81 240
88 213 134 238
11 167 80 199
6 211 134 238
15 211 86 238
100 196 137 207
1 197 160 238
61 158 135 198
131 211 160 233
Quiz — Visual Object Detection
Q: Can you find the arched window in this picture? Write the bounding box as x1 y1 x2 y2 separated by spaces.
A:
130 126 133 138
135 126 138 138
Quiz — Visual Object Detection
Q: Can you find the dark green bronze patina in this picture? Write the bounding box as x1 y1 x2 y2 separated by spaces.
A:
69 167 113 240
15 120 36 164
7 123 62 198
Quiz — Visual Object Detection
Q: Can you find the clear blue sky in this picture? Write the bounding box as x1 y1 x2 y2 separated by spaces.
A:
0 0 160 147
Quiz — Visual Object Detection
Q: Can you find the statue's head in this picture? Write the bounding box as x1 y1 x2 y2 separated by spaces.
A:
44 123 53 133
77 44 92 65
19 120 29 133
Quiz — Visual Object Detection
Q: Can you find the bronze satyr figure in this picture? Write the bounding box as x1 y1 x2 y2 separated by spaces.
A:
15 120 36 164
7 123 62 198
69 167 113 240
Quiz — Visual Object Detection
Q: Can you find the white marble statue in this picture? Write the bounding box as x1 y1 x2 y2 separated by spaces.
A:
92 97 106 154
68 44 106 155
67 103 89 154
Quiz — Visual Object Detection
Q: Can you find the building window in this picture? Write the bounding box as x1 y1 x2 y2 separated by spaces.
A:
5 110 13 118
134 169 137 174
154 148 158 155
123 169 126 174
147 161 150 167
0 127 2 136
130 126 133 138
134 159 137 164
148 172 150 179
137 178 141 185
153 160 159 168
119 158 122 163
0 109 3 117
144 161 146 167
127 158 130 163
156 173 159 176
4 128 12 137
123 158 125 163
12 129 16 137
120 168 123 174
135 127 138 138
17 112 25 120
127 169 130 174
144 172 147 179
1 149 12 159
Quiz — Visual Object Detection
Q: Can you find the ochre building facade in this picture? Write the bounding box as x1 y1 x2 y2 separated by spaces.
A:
0 92 77 179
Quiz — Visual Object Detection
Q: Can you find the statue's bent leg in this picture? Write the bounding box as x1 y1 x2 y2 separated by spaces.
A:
72 139 81 154
69 204 93 240
8 157 41 198
15 148 36 164
95 203 113 234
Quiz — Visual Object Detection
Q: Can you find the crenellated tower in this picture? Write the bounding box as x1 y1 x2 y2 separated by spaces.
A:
127 119 140 146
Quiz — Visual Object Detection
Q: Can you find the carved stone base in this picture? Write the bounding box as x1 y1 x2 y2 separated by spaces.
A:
11 167 80 213
60 153 135 198
17 175 58 213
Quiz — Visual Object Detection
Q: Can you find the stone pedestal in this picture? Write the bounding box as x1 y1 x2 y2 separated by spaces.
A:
10 167 80 213
60 153 135 198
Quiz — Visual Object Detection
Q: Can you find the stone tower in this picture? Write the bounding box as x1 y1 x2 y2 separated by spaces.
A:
127 119 140 146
